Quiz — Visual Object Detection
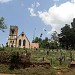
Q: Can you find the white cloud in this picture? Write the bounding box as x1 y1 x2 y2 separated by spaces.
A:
28 2 40 16
38 2 75 34
28 8 37 16
71 0 75 3
36 2 40 7
0 0 12 3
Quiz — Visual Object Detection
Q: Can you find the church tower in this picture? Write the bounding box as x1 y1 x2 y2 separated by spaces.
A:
8 26 18 47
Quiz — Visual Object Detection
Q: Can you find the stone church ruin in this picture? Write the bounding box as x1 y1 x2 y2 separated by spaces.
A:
7 26 39 49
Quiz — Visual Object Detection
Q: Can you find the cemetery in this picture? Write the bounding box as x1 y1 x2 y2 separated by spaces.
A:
0 47 75 75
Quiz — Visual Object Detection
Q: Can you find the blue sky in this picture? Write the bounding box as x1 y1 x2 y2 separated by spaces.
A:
0 0 74 45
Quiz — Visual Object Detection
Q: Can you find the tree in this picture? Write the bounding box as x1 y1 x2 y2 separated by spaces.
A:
50 31 59 50
0 17 7 32
41 37 50 48
60 24 71 49
32 37 42 43
32 37 42 48
32 37 50 48
59 18 75 50
51 31 58 42
71 18 75 29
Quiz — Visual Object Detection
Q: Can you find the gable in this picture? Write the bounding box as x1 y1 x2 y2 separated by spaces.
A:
17 32 30 43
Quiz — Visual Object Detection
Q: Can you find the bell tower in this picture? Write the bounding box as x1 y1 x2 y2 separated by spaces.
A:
10 26 18 36
8 26 18 47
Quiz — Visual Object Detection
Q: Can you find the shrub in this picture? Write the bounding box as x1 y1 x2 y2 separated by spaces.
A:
0 51 10 63
21 52 31 68
9 52 21 70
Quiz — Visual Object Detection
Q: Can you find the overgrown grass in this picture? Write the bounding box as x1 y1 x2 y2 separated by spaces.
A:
0 64 56 75
1 47 74 67
0 47 75 74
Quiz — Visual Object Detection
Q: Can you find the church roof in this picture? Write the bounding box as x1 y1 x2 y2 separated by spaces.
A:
17 32 30 43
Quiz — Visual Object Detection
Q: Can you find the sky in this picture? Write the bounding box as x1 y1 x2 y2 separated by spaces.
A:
0 0 75 45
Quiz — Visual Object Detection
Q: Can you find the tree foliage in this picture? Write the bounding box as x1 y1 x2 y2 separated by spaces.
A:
41 37 49 48
32 37 58 49
32 37 50 48
59 18 75 50
51 31 58 42
0 17 7 32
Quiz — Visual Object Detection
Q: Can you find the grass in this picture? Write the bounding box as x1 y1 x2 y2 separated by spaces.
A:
0 64 56 75
1 47 74 67
0 47 75 75
30 49 72 68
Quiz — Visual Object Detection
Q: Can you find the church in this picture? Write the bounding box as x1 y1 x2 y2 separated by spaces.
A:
8 26 30 48
7 26 39 49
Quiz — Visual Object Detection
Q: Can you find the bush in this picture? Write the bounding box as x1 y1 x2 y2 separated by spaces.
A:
21 52 31 68
0 47 5 51
9 52 21 70
0 51 10 63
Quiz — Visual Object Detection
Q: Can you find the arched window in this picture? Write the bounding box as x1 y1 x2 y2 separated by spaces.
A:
23 39 26 46
19 39 21 46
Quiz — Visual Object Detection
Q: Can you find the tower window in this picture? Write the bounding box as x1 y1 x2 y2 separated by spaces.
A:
11 29 15 34
19 39 21 46
23 39 26 46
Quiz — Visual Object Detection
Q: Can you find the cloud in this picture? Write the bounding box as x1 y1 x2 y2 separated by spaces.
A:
36 2 40 7
28 8 37 16
71 0 75 3
28 2 40 16
38 2 75 34
0 0 12 3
